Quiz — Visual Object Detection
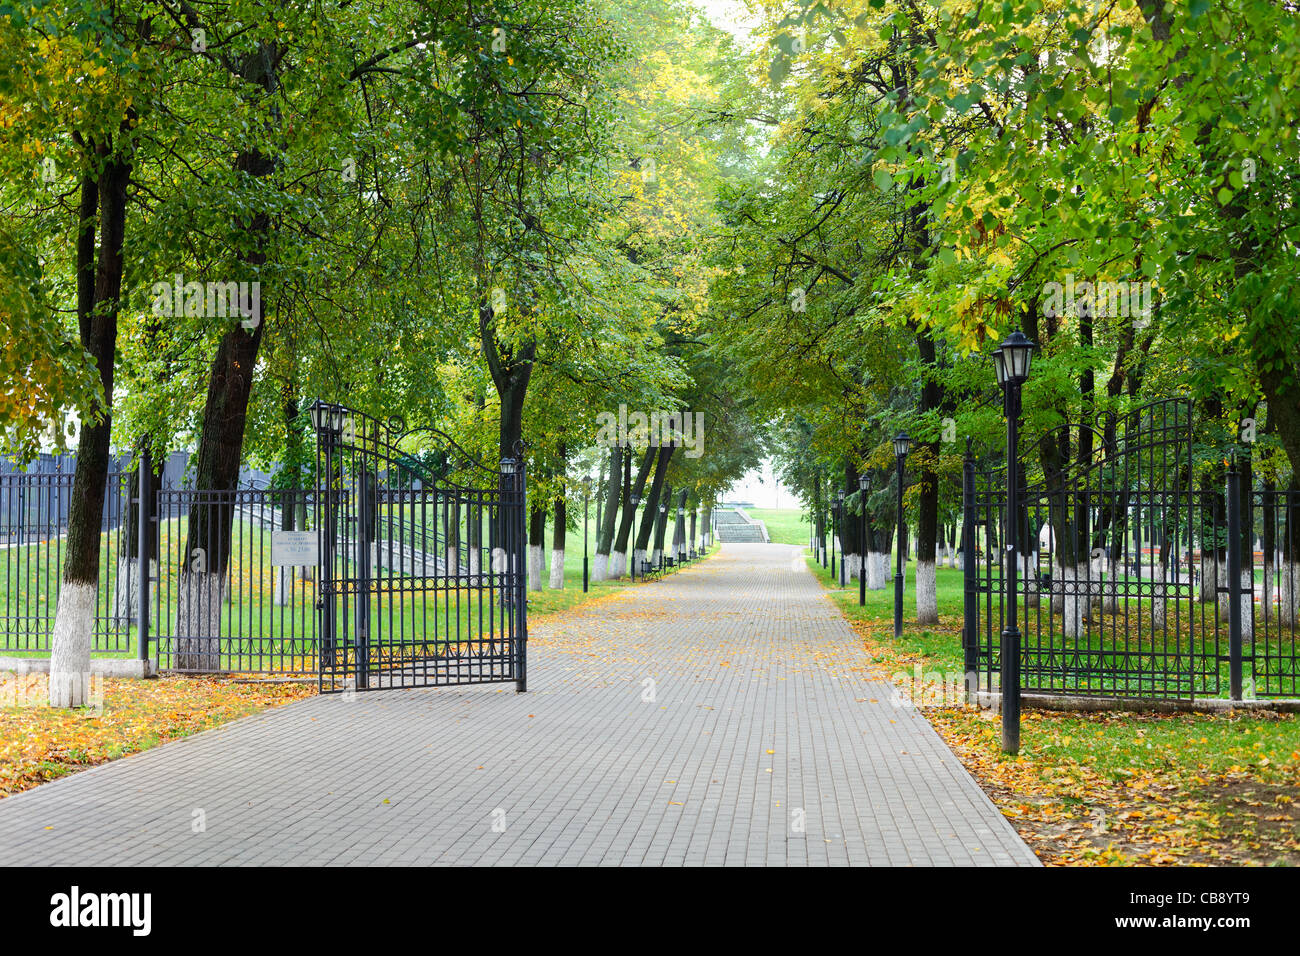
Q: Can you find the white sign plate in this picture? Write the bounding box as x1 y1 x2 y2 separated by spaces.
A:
271 531 318 567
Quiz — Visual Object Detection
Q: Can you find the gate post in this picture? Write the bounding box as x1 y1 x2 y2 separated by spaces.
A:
355 468 373 690
313 402 340 677
502 451 528 693
1226 457 1244 701
137 445 151 666
961 439 977 698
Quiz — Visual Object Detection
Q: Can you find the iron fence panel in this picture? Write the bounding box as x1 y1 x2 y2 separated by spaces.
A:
313 403 526 693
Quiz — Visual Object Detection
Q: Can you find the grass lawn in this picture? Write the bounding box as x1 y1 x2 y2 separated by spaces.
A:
0 514 706 665
741 507 813 546
805 552 1300 865
523 537 716 618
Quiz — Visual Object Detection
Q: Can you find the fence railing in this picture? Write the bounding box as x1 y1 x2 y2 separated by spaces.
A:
964 454 1300 702
0 470 136 654
0 461 484 674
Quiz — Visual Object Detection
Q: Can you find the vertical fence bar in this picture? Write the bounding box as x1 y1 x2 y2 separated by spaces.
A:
137 447 151 665
515 458 528 693
1226 457 1244 701
355 467 371 690
962 440 978 688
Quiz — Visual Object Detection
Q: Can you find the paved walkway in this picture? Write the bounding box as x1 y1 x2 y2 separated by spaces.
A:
0 544 1037 866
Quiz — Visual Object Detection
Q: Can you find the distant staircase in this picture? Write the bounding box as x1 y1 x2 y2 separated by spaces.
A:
711 509 768 543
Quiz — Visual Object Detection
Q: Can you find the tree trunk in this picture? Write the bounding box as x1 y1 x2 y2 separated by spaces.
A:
652 483 671 565
914 327 942 620
177 44 280 669
843 461 861 581
868 518 889 591
637 448 675 566
528 500 545 592
593 444 621 580
550 491 566 590
610 446 653 578
672 488 688 561
1279 485 1300 623
50 141 129 708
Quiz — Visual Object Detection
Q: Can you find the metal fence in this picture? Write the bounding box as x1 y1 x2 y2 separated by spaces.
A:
313 403 526 693
963 398 1300 702
0 418 527 686
152 486 320 673
0 470 135 653
0 467 319 670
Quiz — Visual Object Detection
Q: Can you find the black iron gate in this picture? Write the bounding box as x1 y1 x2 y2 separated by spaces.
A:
313 402 527 693
964 398 1300 702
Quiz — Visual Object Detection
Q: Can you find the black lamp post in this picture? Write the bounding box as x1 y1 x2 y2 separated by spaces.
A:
994 330 1034 755
821 502 829 568
829 500 839 583
836 489 846 586
677 506 685 562
858 473 869 606
658 501 668 570
629 492 640 580
892 432 911 639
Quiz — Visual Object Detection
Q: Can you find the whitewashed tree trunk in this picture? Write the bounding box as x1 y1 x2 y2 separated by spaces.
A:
1051 562 1065 613
1020 554 1040 608
112 556 137 620
866 551 885 590
592 552 609 582
548 548 565 589
175 571 227 670
845 552 860 580
916 560 938 624
48 582 96 707
1059 563 1087 637
1261 552 1275 626
1199 552 1218 604
610 550 626 579
1278 562 1300 623
1233 568 1255 640
528 544 544 591
273 566 292 607
469 549 481 578
633 548 646 576
1099 558 1118 614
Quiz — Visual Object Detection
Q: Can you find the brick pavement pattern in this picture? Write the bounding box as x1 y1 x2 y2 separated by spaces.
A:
0 543 1038 866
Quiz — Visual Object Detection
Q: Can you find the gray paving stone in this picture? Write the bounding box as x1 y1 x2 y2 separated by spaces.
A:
0 543 1036 866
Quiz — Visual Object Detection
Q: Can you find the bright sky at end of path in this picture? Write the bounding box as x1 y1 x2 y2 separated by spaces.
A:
725 457 797 509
